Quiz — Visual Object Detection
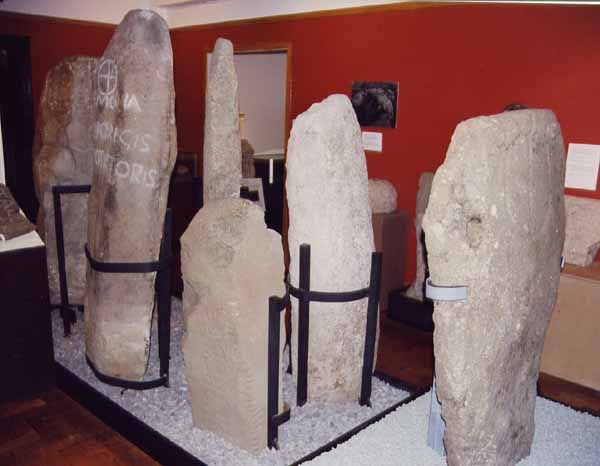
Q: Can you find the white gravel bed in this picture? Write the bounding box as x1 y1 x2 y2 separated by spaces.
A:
52 298 409 466
304 389 600 466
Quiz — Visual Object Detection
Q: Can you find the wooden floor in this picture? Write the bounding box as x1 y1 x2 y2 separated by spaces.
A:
1 311 599 465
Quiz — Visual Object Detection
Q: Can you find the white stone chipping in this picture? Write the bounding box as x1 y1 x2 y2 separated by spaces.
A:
303 390 600 466
52 298 409 466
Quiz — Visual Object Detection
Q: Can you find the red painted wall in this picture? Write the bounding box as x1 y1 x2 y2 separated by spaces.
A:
171 4 600 281
3 5 600 281
0 13 114 116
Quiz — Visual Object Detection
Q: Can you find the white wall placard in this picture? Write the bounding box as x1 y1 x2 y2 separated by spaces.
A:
362 131 382 152
565 143 600 191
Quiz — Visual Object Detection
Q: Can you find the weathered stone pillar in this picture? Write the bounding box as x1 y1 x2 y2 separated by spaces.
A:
32 56 97 305
423 109 565 466
563 195 600 266
286 94 375 402
85 10 177 380
203 38 242 202
181 198 285 453
406 172 434 300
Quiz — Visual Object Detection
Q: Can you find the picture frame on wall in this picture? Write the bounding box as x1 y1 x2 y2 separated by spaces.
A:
351 81 398 129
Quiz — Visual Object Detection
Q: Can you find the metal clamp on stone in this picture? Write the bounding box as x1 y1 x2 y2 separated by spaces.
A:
51 184 92 336
84 209 173 391
288 243 382 409
425 278 467 301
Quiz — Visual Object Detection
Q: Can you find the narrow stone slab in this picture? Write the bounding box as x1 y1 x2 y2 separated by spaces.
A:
181 198 285 453
286 94 375 402
563 195 600 266
406 172 434 301
368 179 397 214
32 56 97 304
423 109 565 466
85 9 177 380
203 38 242 202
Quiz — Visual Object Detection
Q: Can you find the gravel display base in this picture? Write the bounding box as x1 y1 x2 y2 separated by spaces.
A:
304 389 600 466
52 298 409 466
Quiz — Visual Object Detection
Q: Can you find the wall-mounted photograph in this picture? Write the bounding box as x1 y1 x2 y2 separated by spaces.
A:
351 81 398 128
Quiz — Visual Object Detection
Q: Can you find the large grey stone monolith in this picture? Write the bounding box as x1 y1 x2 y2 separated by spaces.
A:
406 172 434 300
286 94 375 402
203 38 241 202
563 195 600 266
85 10 176 380
422 109 565 466
32 56 97 304
181 198 285 453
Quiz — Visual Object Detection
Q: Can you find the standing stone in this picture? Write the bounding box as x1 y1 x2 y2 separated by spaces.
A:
32 56 97 305
203 38 242 202
406 172 434 300
423 110 565 466
563 195 600 266
286 94 375 402
368 178 397 214
181 198 285 453
85 10 177 380
241 138 256 178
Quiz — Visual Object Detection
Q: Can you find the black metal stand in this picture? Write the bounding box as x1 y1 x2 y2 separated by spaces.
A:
289 244 382 407
51 184 91 336
267 243 383 449
84 209 173 390
267 292 292 450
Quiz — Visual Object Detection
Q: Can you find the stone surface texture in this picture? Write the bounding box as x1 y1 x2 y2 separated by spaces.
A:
368 178 397 214
181 198 285 453
241 138 256 178
422 110 565 466
0 184 35 240
563 195 600 266
406 172 435 300
85 10 177 380
203 38 242 202
32 56 97 304
286 94 375 402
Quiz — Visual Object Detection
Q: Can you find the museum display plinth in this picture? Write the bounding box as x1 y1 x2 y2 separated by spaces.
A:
541 263 600 391
52 298 411 466
372 210 408 311
0 237 54 402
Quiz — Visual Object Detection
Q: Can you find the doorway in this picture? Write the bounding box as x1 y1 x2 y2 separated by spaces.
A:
0 35 36 222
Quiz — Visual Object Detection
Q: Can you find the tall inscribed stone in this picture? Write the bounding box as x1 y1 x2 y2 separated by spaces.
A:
181 198 285 453
32 56 97 305
423 110 565 466
203 38 241 202
286 94 375 402
85 10 177 380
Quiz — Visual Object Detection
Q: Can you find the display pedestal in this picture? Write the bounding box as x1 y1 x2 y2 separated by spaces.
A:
0 239 54 402
541 263 600 391
372 211 408 311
